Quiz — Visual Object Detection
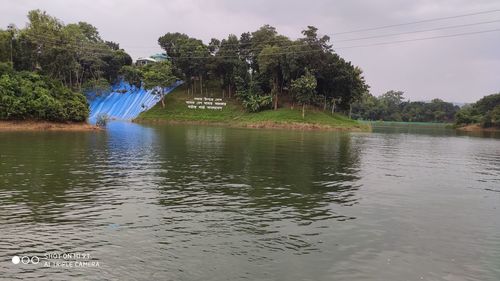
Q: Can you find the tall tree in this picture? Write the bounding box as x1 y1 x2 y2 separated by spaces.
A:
141 61 177 108
158 32 209 95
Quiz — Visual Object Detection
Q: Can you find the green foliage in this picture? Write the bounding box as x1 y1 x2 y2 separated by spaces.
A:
490 105 500 127
474 93 500 113
82 78 111 95
141 61 177 91
158 32 209 82
0 29 12 63
137 85 368 131
95 113 109 127
0 61 13 75
119 65 143 88
0 70 88 122
3 10 132 91
291 70 317 118
235 76 271 112
242 94 272 112
291 70 317 105
454 105 480 125
352 91 460 123
455 93 500 128
158 25 370 111
119 61 178 98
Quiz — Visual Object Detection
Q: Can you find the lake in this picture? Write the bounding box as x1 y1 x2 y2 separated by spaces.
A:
1 122 499 280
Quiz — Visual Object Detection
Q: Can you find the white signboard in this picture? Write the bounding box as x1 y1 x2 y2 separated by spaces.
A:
185 97 226 110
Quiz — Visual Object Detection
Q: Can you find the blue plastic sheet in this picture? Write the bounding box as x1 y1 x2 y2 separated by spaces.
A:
87 80 183 123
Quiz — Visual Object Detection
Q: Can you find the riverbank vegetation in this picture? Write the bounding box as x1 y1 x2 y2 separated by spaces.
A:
351 90 459 123
136 85 368 131
455 93 500 129
131 25 371 129
0 63 88 121
0 10 134 122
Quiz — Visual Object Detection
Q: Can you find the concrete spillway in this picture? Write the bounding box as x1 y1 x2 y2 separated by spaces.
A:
87 80 182 123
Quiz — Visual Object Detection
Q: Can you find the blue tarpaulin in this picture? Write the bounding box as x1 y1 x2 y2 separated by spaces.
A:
87 80 183 124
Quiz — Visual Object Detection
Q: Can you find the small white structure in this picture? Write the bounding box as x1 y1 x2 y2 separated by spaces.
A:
136 57 157 66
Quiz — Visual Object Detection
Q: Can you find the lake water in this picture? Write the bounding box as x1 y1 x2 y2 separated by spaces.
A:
0 122 499 281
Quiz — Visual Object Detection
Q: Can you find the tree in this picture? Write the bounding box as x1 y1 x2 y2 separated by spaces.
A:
119 65 143 88
258 45 282 109
158 32 209 95
153 25 370 117
490 105 500 127
0 70 88 122
0 29 12 63
4 10 132 91
141 61 177 108
82 78 111 96
212 34 246 98
352 91 460 122
455 93 500 128
291 70 317 118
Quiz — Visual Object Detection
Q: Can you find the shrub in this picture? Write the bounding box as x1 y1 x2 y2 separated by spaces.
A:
95 113 109 127
241 94 272 112
0 70 89 122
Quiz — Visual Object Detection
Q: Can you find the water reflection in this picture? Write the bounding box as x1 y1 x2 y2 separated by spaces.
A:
154 126 361 213
0 122 499 281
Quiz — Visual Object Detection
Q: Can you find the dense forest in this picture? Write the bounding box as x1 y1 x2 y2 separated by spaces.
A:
124 25 370 115
0 10 133 121
0 63 88 121
455 93 500 128
351 90 460 123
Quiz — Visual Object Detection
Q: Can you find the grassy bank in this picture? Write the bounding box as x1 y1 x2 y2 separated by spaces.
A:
135 86 369 131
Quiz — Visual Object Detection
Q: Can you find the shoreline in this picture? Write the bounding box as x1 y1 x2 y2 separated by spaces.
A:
0 121 101 131
456 124 500 132
134 119 370 132
133 84 370 132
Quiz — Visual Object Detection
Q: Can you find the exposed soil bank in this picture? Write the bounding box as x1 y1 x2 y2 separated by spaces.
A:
0 121 101 131
456 124 500 132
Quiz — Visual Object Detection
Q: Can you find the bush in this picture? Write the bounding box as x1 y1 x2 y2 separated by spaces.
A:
95 113 109 127
491 105 500 127
455 93 500 127
241 94 272 112
0 70 89 122
235 77 271 113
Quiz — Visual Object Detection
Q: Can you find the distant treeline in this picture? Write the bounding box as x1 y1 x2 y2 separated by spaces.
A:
455 93 500 128
352 91 459 123
0 10 134 121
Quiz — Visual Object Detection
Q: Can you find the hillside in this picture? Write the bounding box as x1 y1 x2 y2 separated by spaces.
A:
135 86 369 131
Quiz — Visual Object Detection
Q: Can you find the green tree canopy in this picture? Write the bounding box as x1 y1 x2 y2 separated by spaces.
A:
291 69 317 118
141 61 178 108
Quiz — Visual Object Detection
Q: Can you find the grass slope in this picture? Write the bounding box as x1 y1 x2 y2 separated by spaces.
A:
136 86 369 131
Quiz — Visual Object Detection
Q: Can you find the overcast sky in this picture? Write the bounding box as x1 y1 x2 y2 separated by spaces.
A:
1 0 499 102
